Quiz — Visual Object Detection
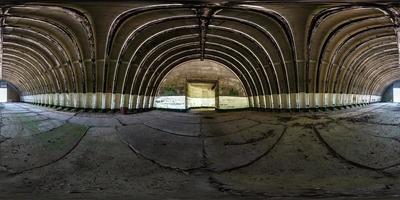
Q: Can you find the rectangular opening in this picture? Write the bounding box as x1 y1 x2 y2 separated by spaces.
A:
187 81 216 109
394 88 400 103
0 88 7 103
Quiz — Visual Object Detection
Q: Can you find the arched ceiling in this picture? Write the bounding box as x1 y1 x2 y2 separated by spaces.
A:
0 4 95 95
0 1 399 109
306 5 400 96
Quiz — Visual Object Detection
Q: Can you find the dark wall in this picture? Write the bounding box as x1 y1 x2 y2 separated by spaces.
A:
157 60 247 97
0 81 20 102
382 81 400 102
8 86 20 102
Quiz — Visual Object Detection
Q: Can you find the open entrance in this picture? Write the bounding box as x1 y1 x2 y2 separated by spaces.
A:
187 81 217 109
0 88 7 103
394 88 400 103
0 81 8 103
154 59 249 110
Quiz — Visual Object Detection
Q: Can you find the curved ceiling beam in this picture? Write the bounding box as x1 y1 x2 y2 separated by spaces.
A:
2 3 399 109
368 67 400 94
371 72 400 95
5 16 88 92
330 25 396 93
147 52 261 109
1 75 28 93
112 25 197 93
3 26 81 91
147 48 258 100
343 49 398 94
112 20 285 97
2 64 37 93
139 44 258 101
129 33 268 102
131 36 269 97
147 49 257 104
306 5 395 93
209 25 285 94
107 5 295 98
3 42 61 92
2 54 47 93
314 16 390 93
113 22 287 102
354 55 399 94
3 48 52 92
4 27 80 93
3 4 96 95
229 5 298 90
2 68 35 93
212 14 296 92
326 34 396 93
11 4 96 60
145 41 260 96
3 34 69 92
2 58 44 92
150 54 252 101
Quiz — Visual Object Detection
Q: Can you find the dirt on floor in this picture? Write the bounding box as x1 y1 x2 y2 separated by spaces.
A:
1 103 400 199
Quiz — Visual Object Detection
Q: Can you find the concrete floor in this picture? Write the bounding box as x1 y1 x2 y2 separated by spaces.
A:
1 103 400 199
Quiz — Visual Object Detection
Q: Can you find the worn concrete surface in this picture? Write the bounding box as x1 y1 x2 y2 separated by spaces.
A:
1 103 400 199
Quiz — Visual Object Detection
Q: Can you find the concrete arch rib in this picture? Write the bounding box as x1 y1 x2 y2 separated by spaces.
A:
2 4 96 107
104 4 300 110
145 48 259 109
12 2 400 110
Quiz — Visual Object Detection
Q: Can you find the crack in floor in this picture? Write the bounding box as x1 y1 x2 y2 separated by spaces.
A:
200 116 208 168
312 126 396 176
114 130 201 174
223 129 275 146
2 103 400 198
208 175 399 199
141 118 261 139
7 127 90 176
367 134 400 144
217 126 288 173
115 122 287 174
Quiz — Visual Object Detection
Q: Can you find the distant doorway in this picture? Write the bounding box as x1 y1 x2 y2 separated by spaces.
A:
394 88 400 103
187 81 217 109
154 59 249 110
0 88 7 103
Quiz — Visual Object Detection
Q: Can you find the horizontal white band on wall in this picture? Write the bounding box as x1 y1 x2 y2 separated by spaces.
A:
21 93 381 110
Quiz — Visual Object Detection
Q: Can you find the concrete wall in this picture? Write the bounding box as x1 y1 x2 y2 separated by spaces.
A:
155 60 248 110
187 82 216 108
21 59 382 111
157 60 246 97
22 92 381 110
8 86 20 102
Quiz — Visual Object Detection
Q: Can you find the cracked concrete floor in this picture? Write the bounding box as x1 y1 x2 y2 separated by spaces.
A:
1 103 400 199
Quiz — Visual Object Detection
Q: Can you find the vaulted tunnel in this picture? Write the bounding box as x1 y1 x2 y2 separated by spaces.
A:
1 2 398 111
2 1 400 199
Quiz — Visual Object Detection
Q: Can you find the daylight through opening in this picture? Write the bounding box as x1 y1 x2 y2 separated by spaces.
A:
154 59 248 110
394 88 400 103
0 88 7 103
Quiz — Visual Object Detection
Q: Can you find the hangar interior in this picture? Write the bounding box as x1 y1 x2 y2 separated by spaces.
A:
1 0 400 199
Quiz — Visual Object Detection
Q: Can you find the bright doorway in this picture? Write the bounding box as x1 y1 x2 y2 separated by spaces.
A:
187 82 216 109
394 88 400 103
0 88 7 103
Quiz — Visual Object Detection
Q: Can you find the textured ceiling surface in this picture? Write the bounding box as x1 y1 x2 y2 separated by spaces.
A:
0 1 399 102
